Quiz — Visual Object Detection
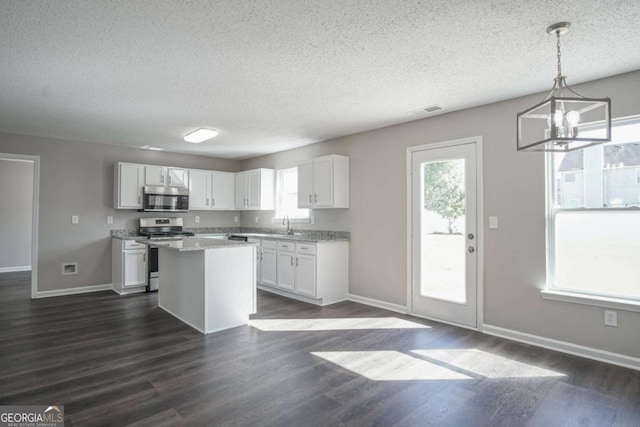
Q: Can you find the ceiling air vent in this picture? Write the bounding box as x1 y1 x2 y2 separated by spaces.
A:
423 105 442 113
408 105 443 116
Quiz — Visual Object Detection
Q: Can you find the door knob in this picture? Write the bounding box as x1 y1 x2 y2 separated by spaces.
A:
468 233 474 240
467 246 475 254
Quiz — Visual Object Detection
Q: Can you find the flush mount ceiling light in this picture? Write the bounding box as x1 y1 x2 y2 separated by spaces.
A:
517 22 611 152
184 128 218 143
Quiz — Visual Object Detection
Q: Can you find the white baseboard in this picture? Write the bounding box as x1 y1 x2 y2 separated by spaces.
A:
158 304 205 334
258 285 325 306
112 286 147 296
36 284 113 298
347 293 407 314
483 324 640 371
0 265 31 273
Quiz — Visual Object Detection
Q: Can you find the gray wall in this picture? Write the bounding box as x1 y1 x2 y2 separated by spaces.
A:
0 133 242 291
241 70 640 359
0 159 33 269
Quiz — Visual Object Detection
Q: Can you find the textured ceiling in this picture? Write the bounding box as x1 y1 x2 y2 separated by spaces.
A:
1 1 639 159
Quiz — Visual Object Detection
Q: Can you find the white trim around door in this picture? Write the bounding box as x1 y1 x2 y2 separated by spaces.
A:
406 136 484 330
0 153 40 299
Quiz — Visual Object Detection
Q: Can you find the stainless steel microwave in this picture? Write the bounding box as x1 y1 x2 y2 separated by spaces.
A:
143 186 189 212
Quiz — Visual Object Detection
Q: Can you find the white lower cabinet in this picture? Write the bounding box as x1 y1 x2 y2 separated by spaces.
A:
257 239 348 306
112 239 148 294
296 253 317 297
276 250 296 291
124 250 147 286
259 240 277 286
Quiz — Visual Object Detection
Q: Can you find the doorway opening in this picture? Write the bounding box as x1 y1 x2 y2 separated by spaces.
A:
0 153 40 299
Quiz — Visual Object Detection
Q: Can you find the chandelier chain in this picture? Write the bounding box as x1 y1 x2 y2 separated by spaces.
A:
556 30 562 78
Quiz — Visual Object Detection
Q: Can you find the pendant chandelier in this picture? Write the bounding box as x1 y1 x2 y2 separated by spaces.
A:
517 22 611 152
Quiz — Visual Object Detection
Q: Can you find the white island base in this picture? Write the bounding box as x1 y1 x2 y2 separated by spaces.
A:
157 242 256 334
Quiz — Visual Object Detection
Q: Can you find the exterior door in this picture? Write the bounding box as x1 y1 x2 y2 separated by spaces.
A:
409 140 479 328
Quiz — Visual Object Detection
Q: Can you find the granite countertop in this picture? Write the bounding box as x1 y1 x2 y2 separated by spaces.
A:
136 237 256 252
231 233 349 243
112 228 349 243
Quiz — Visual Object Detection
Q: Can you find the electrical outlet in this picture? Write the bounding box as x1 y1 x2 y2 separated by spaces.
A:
234 216 239 223
310 215 315 225
71 215 79 224
107 216 113 225
604 310 617 327
255 216 259 223
195 216 200 224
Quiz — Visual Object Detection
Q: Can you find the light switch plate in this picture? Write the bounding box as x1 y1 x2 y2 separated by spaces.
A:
234 216 239 223
195 216 200 224
255 216 259 223
107 216 113 225
489 216 498 229
71 215 79 224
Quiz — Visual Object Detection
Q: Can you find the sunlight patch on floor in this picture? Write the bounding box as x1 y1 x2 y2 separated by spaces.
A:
311 351 471 381
250 317 431 331
410 349 566 379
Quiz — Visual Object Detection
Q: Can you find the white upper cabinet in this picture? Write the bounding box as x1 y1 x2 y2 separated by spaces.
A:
115 163 144 209
235 168 275 210
145 165 188 188
211 171 235 210
188 169 212 210
189 169 236 211
298 155 349 209
168 168 188 188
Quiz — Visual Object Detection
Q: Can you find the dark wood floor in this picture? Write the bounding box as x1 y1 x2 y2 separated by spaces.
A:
1 272 639 426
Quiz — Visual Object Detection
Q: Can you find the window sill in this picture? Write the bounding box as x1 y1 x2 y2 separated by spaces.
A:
541 289 640 313
272 217 311 224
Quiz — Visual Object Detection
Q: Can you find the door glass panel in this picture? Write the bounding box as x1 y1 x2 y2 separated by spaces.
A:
420 159 466 303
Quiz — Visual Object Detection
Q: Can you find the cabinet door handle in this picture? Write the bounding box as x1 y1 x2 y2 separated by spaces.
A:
161 172 164 183
206 198 209 206
212 198 215 206
143 253 146 262
138 195 141 205
315 194 318 203
309 194 312 203
290 256 293 266
296 257 299 267
168 175 172 185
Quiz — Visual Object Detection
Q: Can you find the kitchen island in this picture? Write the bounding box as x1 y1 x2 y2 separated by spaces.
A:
145 238 257 334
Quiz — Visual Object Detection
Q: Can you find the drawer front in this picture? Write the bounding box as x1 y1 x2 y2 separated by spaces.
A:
295 243 316 255
125 240 147 249
277 241 295 252
262 239 277 249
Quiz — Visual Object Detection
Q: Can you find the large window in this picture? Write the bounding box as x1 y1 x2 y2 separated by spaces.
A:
547 117 640 301
275 167 310 221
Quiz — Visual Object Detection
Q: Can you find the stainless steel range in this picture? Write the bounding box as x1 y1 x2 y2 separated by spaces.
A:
139 217 194 292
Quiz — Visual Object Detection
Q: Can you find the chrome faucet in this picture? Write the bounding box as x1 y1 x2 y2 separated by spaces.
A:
283 215 294 235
